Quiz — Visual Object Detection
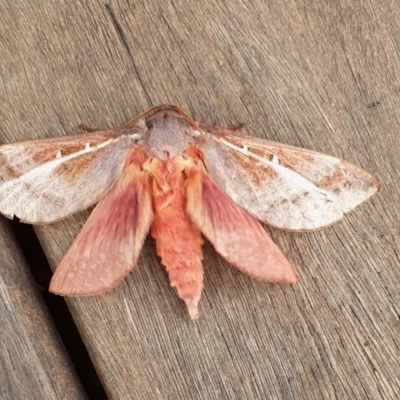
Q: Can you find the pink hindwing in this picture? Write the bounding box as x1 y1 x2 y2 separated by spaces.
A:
50 148 153 295
185 162 298 285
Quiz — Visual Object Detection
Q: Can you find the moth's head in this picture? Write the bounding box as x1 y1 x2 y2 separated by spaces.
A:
143 106 199 160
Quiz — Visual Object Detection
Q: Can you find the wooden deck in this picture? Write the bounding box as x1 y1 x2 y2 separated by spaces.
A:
1 1 399 399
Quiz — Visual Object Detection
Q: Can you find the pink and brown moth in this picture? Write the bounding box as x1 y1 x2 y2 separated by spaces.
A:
0 105 380 318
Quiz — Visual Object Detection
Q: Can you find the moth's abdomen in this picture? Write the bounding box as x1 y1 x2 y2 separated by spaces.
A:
149 157 204 319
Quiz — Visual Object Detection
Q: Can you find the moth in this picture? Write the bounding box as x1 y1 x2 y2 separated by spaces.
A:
0 105 380 318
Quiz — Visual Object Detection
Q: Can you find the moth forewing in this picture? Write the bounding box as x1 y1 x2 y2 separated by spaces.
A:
0 128 142 223
200 128 380 231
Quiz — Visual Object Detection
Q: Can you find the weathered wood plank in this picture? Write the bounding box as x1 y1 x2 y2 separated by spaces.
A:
1 0 399 399
0 218 87 400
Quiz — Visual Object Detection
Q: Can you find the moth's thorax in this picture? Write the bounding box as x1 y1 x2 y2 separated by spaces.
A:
142 109 198 160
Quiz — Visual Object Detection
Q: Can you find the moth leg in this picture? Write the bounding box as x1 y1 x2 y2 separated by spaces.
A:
78 123 98 132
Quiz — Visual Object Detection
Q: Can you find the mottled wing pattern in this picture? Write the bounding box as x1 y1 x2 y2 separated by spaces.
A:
186 167 298 284
50 148 153 295
201 127 380 231
0 128 139 223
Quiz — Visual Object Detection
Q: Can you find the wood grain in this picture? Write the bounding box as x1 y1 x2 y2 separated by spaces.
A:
0 218 87 399
1 0 399 399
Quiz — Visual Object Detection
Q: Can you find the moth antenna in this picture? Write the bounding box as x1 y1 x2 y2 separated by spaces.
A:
123 105 163 128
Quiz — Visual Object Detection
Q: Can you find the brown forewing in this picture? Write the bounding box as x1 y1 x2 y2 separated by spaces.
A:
0 129 139 223
200 128 380 231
